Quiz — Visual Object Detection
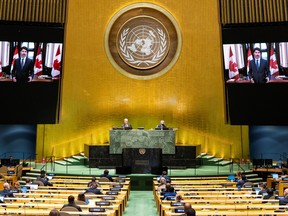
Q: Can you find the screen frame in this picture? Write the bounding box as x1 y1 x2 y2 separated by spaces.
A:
221 22 288 125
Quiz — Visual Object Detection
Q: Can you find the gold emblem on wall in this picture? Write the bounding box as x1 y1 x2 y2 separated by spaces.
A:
139 148 146 155
105 3 182 80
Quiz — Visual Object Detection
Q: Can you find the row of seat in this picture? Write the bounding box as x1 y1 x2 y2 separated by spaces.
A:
1 174 130 216
153 176 288 216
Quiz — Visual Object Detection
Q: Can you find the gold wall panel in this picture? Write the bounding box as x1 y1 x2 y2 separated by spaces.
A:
36 0 249 161
219 0 288 24
0 0 67 23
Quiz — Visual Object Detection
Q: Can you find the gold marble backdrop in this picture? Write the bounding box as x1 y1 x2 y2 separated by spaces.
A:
36 0 249 162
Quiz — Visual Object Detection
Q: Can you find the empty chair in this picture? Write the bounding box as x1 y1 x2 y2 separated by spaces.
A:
243 181 254 188
0 166 8 176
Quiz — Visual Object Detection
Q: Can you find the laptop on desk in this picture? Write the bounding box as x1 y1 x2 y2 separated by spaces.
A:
272 173 279 179
29 184 39 190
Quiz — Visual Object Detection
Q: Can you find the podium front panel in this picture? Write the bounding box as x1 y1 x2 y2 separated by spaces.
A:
109 129 176 154
122 148 162 174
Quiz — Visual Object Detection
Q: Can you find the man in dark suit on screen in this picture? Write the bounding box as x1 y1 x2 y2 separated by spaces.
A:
12 46 34 83
248 47 270 83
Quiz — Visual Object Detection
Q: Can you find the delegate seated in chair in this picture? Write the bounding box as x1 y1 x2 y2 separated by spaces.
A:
236 174 247 188
60 195 82 212
162 186 176 200
35 170 53 186
85 182 103 195
0 182 14 197
75 193 88 205
100 169 113 182
49 208 60 216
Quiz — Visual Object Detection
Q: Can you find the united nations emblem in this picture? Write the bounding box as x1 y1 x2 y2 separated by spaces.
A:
117 16 169 70
139 148 146 155
105 3 182 80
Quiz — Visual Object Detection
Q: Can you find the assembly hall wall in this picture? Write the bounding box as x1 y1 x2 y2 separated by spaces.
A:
34 0 249 162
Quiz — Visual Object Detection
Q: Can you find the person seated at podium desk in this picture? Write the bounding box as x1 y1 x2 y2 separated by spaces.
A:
156 120 168 130
121 118 132 130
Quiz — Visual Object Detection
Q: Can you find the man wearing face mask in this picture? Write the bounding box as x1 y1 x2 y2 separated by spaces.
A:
248 47 270 84
12 46 34 83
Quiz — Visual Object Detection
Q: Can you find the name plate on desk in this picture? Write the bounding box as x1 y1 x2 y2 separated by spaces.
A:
135 160 149 165
109 129 176 154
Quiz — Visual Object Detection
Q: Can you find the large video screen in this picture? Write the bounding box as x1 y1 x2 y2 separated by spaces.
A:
0 22 64 124
222 23 288 125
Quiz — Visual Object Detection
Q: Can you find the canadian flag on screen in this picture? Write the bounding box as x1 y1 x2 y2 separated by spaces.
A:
229 46 240 79
10 46 19 73
246 47 253 74
51 45 61 79
34 45 43 76
269 45 279 77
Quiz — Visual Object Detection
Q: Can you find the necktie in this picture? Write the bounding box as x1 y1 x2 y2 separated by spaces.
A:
256 60 259 70
21 59 24 69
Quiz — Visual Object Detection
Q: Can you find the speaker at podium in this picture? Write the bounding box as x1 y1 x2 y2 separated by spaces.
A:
122 148 162 174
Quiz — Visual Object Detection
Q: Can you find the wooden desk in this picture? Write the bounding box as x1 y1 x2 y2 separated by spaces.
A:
253 168 283 173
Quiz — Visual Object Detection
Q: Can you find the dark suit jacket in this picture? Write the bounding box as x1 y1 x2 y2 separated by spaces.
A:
85 187 103 194
60 203 82 211
279 196 288 205
12 58 34 83
0 189 14 197
157 124 168 130
248 58 270 83
100 173 113 182
36 176 53 186
121 124 132 129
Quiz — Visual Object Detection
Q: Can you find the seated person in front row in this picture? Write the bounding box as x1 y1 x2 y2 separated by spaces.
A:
236 174 247 188
35 170 53 186
49 209 60 216
258 182 268 196
157 177 167 193
280 167 288 179
121 118 132 129
77 193 88 205
85 182 103 194
61 195 82 211
11 181 22 193
100 169 114 182
87 177 97 187
156 120 168 130
184 203 197 216
279 188 288 205
0 182 14 198
263 188 275 200
158 171 171 183
162 186 177 200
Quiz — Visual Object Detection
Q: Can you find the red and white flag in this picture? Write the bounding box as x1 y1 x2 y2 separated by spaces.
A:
229 46 240 79
269 46 279 77
34 45 43 76
0 60 2 77
246 47 253 74
10 46 19 73
51 45 61 79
